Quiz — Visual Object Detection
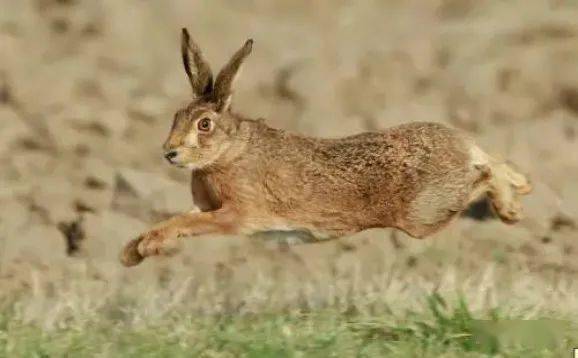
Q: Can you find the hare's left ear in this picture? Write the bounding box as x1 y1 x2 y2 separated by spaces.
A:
181 28 213 98
212 39 253 112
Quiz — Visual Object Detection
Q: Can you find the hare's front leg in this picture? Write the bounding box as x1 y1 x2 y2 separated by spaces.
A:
120 209 237 267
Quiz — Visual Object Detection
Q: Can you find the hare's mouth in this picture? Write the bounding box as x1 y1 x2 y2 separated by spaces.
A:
172 161 201 170
163 151 200 170
168 161 197 170
168 159 194 169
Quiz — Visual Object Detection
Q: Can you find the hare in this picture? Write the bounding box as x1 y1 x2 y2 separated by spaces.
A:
120 29 532 267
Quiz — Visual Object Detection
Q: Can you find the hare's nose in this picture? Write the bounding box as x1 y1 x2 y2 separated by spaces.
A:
164 150 178 162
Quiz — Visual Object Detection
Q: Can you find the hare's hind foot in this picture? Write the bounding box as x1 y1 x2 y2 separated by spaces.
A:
503 162 532 195
469 144 531 225
486 161 532 224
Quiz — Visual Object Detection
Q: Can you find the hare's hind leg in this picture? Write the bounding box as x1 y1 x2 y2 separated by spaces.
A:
402 170 485 239
485 162 532 224
470 146 532 224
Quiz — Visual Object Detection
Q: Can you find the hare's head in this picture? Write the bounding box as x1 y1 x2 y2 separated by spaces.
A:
163 28 253 169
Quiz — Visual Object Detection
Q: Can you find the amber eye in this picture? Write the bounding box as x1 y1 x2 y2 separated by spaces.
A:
197 117 212 132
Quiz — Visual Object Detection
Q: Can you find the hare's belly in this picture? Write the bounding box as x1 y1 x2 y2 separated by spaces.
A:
250 230 319 244
239 216 344 241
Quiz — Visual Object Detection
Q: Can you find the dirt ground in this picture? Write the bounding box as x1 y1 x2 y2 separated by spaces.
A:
1 0 578 320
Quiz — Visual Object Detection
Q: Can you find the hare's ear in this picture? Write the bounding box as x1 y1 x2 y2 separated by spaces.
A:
212 39 253 112
181 28 213 98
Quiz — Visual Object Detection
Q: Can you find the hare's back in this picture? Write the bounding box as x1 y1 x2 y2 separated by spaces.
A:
321 121 472 176
381 121 471 168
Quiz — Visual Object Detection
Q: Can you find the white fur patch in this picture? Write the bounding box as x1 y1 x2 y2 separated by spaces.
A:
242 219 332 241
184 163 201 170
469 144 490 168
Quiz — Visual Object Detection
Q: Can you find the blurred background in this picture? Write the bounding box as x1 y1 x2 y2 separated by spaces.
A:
0 0 578 331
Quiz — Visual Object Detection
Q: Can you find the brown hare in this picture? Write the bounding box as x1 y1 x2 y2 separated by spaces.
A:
120 28 532 267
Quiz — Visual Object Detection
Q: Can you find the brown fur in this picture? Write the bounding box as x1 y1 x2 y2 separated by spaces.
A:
120 29 532 267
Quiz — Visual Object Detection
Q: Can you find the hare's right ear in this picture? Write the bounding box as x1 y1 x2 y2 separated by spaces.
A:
181 28 213 98
212 39 253 112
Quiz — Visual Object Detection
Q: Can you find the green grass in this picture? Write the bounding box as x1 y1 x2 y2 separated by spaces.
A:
0 294 575 357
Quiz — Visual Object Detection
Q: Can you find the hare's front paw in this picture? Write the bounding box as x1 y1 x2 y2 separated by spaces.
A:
139 229 182 257
120 228 183 267
120 237 144 267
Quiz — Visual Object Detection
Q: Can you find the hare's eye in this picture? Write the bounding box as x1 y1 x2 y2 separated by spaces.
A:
197 117 212 132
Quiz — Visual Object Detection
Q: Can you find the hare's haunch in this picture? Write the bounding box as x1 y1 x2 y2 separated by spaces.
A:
120 29 531 267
